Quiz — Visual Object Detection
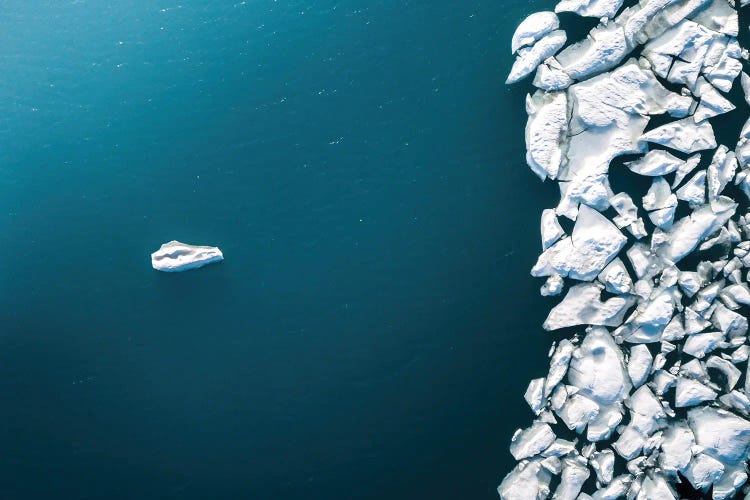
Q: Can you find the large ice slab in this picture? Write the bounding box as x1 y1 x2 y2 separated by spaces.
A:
151 240 224 272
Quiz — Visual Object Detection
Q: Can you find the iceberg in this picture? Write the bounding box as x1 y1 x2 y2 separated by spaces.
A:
151 240 224 272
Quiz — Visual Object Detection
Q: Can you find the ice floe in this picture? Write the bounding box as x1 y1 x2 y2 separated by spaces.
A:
151 241 224 272
499 0 750 498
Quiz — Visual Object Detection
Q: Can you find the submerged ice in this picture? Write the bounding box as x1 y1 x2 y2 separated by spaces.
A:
499 0 750 498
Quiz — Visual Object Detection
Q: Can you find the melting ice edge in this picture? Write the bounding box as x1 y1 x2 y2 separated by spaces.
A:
500 0 750 498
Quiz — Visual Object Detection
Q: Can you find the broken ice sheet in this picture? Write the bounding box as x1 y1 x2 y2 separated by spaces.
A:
499 1 750 498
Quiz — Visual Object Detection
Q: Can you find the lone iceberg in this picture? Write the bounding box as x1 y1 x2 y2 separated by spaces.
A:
151 240 224 272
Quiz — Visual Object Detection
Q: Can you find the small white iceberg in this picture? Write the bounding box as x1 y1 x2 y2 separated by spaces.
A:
151 240 224 272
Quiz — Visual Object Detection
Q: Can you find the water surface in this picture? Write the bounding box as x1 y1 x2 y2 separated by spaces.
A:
0 1 552 498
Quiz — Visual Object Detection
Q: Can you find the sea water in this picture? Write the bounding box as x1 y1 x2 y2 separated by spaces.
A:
0 0 554 498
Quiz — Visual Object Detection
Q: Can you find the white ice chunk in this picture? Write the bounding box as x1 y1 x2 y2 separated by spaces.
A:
642 19 714 80
624 288 676 342
627 344 653 388
719 391 750 416
689 406 750 466
558 393 600 433
587 404 623 441
542 438 576 457
598 258 632 294
707 146 737 202
684 307 711 335
690 0 738 37
683 330 724 358
626 243 654 279
591 475 630 499
640 117 717 154
545 339 575 397
613 385 665 459
556 23 628 81
637 474 676 500
507 30 567 84
704 51 743 93
742 72 750 105
706 356 741 391
723 283 750 305
541 209 565 250
611 193 638 228
662 314 687 342
628 218 648 239
621 0 711 47
659 421 695 475
655 199 737 263
512 11 560 53
525 91 568 180
551 385 569 412
532 205 626 281
626 149 683 176
533 60 574 91
544 283 636 330
711 303 748 339
675 377 717 407
675 170 706 207
498 459 553 500
568 328 631 406
541 274 565 296
540 456 562 475
731 345 750 364
672 153 701 188
630 384 667 428
510 421 557 460
683 452 725 491
643 177 677 210
552 457 590 499
649 206 677 230
555 0 624 18
712 466 748 500
613 424 647 461
540 410 557 425
642 176 677 229
681 358 707 379
694 78 735 122
591 449 615 484
150 240 224 272
525 378 546 414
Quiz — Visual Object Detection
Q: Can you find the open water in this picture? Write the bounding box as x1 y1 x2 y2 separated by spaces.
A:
0 1 556 498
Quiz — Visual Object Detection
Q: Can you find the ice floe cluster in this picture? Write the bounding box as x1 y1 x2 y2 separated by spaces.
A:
500 0 750 498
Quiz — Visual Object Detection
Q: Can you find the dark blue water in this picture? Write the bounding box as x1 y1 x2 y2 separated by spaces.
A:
0 1 554 498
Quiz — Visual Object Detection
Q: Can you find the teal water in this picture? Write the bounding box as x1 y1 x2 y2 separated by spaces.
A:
0 1 554 498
